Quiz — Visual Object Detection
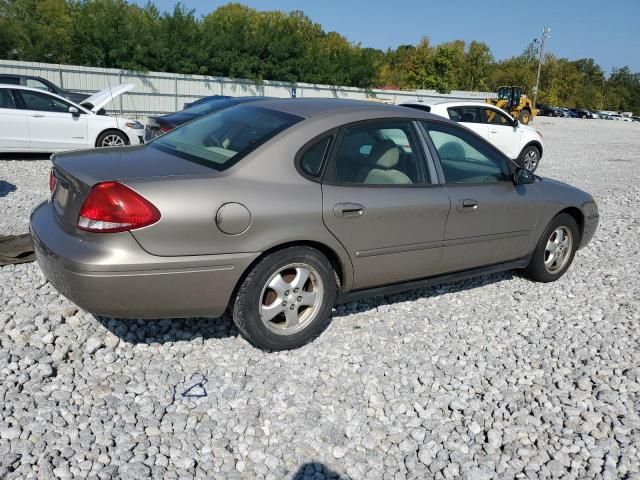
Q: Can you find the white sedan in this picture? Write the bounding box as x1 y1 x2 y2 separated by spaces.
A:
401 101 544 171
0 83 144 153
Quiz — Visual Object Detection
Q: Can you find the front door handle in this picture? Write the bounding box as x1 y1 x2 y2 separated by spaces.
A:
30 114 45 118
489 129 498 133
334 202 365 218
457 199 479 212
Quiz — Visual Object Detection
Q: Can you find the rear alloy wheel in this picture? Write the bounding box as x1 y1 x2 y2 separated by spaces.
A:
97 130 127 148
232 247 336 350
523 213 579 282
518 110 531 124
518 145 541 172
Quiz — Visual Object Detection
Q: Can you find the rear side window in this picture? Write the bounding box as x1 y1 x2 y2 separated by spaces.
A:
25 78 54 92
333 121 427 185
0 89 16 109
299 136 332 177
151 105 302 171
0 76 21 85
424 122 510 183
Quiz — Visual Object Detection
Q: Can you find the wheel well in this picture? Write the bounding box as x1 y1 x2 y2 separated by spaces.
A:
95 128 129 147
226 240 347 312
559 207 584 241
522 140 543 157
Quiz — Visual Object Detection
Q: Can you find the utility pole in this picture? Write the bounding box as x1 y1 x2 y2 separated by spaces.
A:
533 26 551 107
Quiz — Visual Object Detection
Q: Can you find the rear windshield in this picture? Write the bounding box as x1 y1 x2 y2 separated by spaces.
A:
150 105 302 170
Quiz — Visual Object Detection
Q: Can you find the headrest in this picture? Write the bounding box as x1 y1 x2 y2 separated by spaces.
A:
437 141 465 161
368 140 400 169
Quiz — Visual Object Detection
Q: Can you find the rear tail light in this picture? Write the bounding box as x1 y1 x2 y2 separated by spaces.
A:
49 169 56 192
160 125 173 134
77 181 160 233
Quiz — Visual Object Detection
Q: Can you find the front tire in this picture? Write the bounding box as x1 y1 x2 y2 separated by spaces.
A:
232 247 336 350
96 130 127 148
518 145 541 172
522 213 579 282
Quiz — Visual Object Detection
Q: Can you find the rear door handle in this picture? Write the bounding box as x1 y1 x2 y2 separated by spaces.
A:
457 199 479 212
489 129 498 133
29 114 45 118
334 202 365 218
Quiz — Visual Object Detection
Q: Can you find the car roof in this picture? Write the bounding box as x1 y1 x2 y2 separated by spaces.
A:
403 100 496 109
247 97 440 119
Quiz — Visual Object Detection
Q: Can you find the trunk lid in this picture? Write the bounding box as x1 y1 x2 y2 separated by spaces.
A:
51 145 217 232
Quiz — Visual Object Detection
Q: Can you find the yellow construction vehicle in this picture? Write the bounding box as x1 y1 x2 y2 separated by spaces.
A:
487 86 538 124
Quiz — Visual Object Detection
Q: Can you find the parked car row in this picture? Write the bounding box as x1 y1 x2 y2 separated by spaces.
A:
536 103 638 121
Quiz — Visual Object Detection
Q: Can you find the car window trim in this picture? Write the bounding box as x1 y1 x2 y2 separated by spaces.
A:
14 89 74 113
294 129 337 182
419 119 517 186
321 118 433 188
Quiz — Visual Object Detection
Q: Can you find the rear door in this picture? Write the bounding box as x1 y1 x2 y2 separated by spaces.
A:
15 89 88 150
421 120 541 272
321 119 450 289
482 107 520 158
0 88 29 150
447 106 488 139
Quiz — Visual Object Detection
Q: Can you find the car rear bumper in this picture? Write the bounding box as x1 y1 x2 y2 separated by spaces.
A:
30 202 260 319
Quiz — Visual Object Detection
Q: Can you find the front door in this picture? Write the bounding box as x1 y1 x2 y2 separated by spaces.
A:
0 88 29 150
322 120 451 289
482 107 520 158
422 121 541 272
16 89 87 150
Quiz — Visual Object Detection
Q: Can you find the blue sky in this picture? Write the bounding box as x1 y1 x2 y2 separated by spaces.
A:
132 0 640 73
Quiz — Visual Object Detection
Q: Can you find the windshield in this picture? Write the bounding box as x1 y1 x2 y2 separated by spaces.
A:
151 105 302 170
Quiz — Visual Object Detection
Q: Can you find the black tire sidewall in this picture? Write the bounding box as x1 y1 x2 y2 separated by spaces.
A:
97 130 126 147
524 213 579 282
232 247 336 351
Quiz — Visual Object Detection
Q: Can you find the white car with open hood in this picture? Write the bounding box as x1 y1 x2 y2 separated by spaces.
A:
0 83 144 153
400 101 544 172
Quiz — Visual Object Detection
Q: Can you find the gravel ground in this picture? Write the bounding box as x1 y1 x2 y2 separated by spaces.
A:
1 117 639 479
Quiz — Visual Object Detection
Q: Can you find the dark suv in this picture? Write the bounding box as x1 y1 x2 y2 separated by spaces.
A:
0 74 89 104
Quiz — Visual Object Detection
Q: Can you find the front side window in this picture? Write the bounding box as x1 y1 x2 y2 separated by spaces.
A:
25 78 53 92
333 122 426 185
424 122 510 183
448 107 482 123
483 108 512 126
18 90 71 113
151 105 301 171
0 89 16 109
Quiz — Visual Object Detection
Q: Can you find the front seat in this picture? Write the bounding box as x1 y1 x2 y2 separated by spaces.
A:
356 140 411 184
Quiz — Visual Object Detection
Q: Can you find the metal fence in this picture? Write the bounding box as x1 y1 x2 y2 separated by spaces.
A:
0 59 497 118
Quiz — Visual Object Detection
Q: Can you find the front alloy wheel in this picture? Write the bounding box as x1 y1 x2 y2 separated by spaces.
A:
523 213 579 282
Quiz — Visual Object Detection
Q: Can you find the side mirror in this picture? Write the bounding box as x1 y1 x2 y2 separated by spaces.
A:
513 167 535 185
512 118 519 128
69 106 80 117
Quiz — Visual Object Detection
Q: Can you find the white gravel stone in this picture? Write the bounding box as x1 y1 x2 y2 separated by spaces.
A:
1 117 640 478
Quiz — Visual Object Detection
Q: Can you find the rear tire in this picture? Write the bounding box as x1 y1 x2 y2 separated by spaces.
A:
522 213 579 282
517 145 541 172
96 130 127 148
518 109 531 124
232 247 336 351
